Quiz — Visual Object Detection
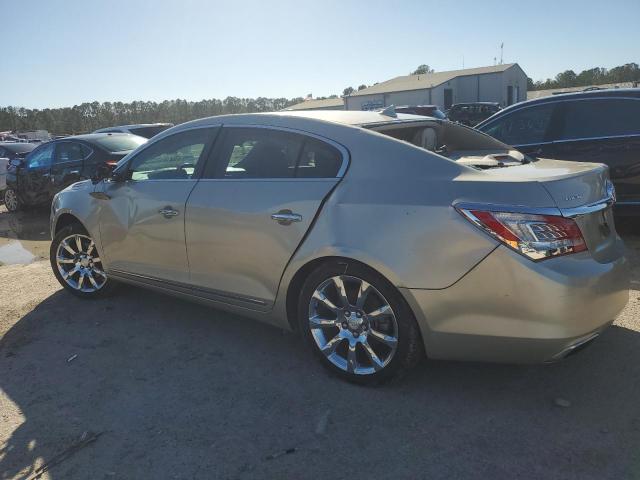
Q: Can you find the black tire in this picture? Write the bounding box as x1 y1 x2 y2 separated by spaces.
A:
297 260 424 385
4 188 20 212
50 223 117 299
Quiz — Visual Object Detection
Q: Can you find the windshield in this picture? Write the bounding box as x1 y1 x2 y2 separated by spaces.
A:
93 135 147 152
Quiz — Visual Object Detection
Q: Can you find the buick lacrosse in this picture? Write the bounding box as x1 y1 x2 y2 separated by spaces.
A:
49 109 629 383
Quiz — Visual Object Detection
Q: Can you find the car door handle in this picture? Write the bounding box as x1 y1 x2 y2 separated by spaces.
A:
271 210 302 225
159 206 179 218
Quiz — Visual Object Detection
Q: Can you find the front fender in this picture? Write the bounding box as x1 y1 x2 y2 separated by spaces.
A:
50 181 104 256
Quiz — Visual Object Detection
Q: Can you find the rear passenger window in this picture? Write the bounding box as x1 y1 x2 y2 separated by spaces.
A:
54 142 86 163
481 103 555 146
296 138 342 178
210 128 342 179
559 99 640 140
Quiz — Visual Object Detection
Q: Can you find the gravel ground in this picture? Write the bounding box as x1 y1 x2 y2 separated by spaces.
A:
1 208 639 480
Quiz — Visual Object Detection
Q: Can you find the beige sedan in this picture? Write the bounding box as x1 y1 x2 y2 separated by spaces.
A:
49 109 629 383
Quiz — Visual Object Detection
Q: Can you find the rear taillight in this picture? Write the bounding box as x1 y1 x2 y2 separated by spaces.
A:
457 208 587 261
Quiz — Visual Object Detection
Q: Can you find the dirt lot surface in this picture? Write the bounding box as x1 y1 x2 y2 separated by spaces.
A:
1 205 639 479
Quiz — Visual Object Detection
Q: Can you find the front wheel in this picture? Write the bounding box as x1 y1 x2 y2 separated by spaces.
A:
298 260 424 384
50 224 116 298
4 188 20 212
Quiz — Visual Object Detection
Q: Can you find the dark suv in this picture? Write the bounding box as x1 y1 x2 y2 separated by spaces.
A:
4 133 146 212
476 89 640 214
447 102 501 126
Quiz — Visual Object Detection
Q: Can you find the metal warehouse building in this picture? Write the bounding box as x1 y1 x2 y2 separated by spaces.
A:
345 63 528 111
284 97 345 111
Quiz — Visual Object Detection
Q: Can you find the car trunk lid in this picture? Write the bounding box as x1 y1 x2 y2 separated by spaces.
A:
481 158 618 262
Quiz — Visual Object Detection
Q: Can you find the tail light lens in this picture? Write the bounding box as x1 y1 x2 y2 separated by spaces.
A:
457 208 587 261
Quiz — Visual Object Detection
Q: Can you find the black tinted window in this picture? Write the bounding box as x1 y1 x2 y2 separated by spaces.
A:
214 128 303 179
481 103 555 145
296 138 342 178
54 142 86 163
129 128 214 181
559 98 640 140
211 128 343 179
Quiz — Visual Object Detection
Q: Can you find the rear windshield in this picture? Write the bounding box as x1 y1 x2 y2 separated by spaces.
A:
93 135 147 152
368 121 506 153
129 125 171 139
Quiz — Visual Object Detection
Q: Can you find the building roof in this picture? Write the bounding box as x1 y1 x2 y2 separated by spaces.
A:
284 97 344 110
348 63 518 97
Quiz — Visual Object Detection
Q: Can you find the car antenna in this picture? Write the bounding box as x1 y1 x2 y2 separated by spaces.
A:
379 105 397 118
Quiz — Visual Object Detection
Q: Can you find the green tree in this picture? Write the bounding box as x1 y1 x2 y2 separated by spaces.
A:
342 86 355 96
357 84 367 91
411 64 434 75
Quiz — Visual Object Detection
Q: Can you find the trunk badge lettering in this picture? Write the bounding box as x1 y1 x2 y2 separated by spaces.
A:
565 194 583 202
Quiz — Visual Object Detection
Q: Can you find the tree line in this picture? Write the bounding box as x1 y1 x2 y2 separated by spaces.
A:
0 97 303 135
528 62 639 90
1 63 638 134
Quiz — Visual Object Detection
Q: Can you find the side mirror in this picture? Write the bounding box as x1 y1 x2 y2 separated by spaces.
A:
9 158 23 167
91 163 117 184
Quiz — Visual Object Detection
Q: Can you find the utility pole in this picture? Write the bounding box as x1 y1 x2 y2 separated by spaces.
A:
500 43 504 64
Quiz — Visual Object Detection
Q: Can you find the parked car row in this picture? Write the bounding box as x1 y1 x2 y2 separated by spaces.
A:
3 133 146 211
393 103 500 126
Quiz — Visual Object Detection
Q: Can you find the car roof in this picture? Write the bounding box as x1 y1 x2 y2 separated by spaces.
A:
452 102 500 106
0 142 37 153
498 88 640 113
96 123 173 130
264 110 436 127
395 105 439 109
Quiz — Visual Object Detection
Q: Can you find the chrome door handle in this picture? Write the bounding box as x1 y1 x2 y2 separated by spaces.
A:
159 206 179 218
271 210 302 225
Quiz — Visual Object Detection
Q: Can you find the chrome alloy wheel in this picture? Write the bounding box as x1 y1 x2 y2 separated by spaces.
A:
4 188 18 211
55 234 107 292
308 275 399 375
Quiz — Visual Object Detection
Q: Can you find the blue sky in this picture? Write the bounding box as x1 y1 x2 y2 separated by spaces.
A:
1 0 638 108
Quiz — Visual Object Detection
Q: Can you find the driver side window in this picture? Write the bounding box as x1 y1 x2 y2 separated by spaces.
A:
129 128 216 181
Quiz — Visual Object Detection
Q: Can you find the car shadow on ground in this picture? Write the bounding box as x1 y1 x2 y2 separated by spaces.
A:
1 284 639 479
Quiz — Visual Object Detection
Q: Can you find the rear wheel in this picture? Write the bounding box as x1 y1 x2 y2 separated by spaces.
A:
298 260 423 384
4 188 20 212
50 224 116 298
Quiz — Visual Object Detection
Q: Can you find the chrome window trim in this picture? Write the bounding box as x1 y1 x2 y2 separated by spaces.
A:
220 123 351 178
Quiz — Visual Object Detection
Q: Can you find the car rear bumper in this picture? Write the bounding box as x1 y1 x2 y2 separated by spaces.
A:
401 240 630 364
